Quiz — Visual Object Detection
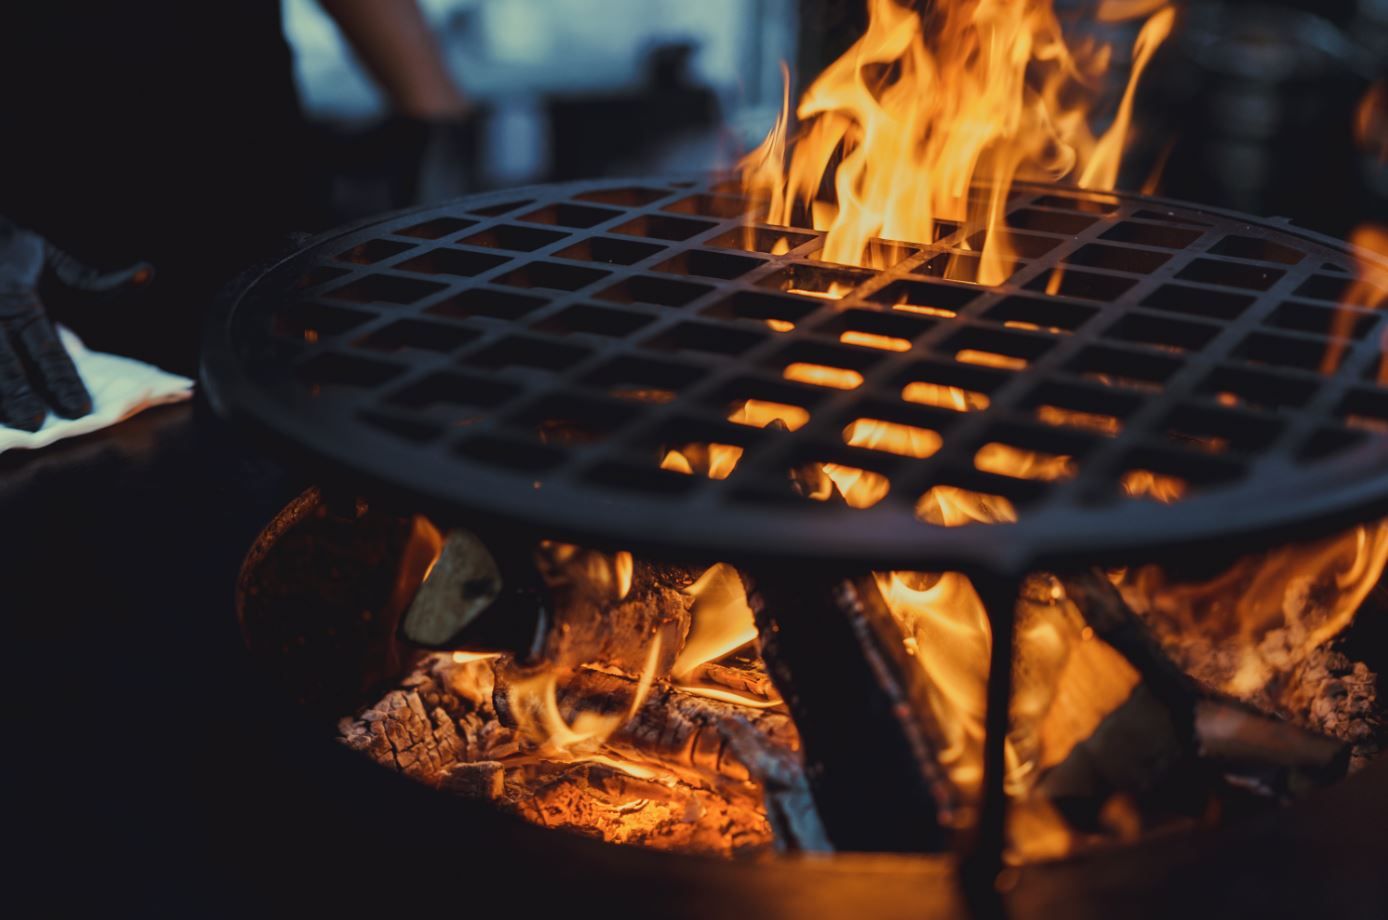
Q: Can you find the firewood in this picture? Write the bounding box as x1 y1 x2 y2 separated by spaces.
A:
718 716 829 851
1059 570 1204 721
403 529 505 646
497 665 828 850
488 758 774 857
440 761 505 799
238 487 436 713
402 533 698 679
340 652 818 851
339 653 519 786
337 682 472 786
491 662 800 785
1038 682 1202 822
682 659 779 702
1049 572 1350 810
746 571 956 853
535 547 698 678
1275 644 1383 770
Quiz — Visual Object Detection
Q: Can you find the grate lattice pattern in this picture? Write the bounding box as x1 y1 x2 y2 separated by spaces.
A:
205 177 1388 571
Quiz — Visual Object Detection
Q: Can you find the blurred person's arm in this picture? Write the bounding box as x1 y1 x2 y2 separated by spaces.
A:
317 0 470 119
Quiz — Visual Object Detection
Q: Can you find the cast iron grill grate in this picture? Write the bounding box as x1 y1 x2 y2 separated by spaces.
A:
204 177 1388 572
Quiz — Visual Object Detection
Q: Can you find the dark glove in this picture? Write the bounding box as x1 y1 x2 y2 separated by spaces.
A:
0 217 152 431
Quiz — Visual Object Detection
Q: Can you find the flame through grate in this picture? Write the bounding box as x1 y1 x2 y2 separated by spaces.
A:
206 177 1388 572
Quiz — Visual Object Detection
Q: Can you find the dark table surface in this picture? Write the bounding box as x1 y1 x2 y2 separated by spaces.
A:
4 402 1386 917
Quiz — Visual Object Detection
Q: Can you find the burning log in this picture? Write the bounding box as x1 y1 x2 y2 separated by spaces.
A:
399 529 546 655
490 758 772 856
340 650 820 855
1276 645 1383 771
337 655 493 785
534 544 698 677
492 664 799 784
747 571 956 853
684 659 779 701
491 658 828 851
1047 572 1350 817
403 531 697 678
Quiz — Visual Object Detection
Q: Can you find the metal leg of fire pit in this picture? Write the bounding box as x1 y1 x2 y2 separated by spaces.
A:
960 571 1024 912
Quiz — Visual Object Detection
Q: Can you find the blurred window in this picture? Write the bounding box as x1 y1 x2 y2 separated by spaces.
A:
283 0 795 120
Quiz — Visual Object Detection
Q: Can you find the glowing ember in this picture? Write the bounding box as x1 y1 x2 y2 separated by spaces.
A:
1119 523 1388 700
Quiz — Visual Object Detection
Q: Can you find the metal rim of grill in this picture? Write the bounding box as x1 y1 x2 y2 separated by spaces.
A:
202 176 1388 574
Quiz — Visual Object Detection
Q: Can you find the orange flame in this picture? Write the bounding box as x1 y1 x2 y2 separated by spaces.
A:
974 442 1076 481
742 0 1176 282
1119 522 1388 699
660 443 745 480
660 563 784 709
902 381 991 412
1323 225 1388 379
1357 81 1387 165
506 633 664 773
875 571 1139 823
844 418 942 458
784 362 865 389
727 398 811 431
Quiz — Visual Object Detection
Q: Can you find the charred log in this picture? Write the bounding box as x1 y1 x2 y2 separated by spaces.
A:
1051 572 1350 811
337 656 492 785
535 546 697 677
402 529 551 658
403 534 697 678
340 652 820 853
495 662 825 851
747 571 956 853
684 659 779 702
1275 645 1383 770
492 664 797 778
238 487 437 714
489 758 773 856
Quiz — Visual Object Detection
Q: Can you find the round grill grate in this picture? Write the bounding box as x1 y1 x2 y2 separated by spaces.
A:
204 177 1388 572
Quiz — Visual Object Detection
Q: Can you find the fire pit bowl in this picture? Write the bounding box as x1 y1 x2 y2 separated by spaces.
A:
209 176 1388 918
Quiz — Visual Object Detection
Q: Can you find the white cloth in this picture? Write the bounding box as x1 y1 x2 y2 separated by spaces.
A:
0 326 194 454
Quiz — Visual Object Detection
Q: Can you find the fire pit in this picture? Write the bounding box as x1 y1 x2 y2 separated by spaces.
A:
205 171 1388 906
